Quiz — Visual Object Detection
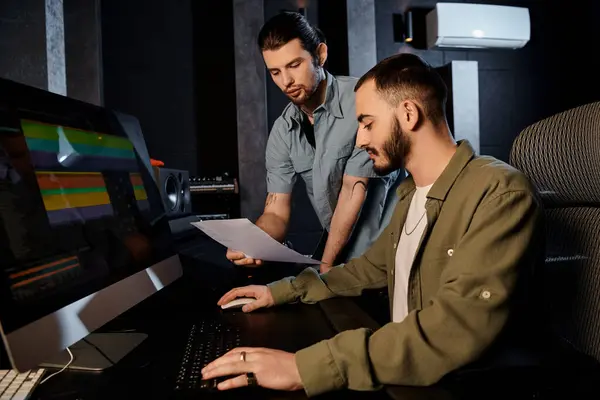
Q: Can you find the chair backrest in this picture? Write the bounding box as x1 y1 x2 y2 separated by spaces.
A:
510 102 600 363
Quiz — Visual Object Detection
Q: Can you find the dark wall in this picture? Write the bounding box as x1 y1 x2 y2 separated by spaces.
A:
64 0 103 106
0 0 48 90
317 0 349 76
233 0 267 220
0 0 103 105
101 0 197 174
375 0 600 162
193 0 238 179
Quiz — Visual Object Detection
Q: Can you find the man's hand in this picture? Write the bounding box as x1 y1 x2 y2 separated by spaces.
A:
224 192 291 266
319 263 332 274
201 348 303 392
226 249 264 267
218 285 274 313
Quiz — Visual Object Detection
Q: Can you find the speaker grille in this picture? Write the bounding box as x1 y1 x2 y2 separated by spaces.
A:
164 174 179 211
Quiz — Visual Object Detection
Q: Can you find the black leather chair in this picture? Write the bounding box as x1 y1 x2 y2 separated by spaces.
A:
510 103 600 375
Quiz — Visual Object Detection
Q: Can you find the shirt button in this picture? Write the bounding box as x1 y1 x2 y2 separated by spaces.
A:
481 290 491 299
447 248 454 256
393 243 397 249
391 269 394 276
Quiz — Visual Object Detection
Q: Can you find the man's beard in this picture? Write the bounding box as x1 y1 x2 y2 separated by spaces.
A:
287 87 315 105
372 117 411 176
287 63 322 105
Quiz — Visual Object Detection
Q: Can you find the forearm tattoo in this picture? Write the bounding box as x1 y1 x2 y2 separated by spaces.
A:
265 193 277 207
350 181 367 199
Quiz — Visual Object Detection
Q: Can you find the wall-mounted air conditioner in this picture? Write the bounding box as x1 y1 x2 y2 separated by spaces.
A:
426 3 530 50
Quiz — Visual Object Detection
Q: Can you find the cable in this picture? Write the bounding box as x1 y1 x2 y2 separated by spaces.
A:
39 338 118 387
40 347 73 385
82 338 116 366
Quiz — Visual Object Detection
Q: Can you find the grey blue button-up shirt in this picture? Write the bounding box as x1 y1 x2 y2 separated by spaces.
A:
265 72 403 261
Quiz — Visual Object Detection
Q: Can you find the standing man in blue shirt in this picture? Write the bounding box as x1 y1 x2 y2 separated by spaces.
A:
226 12 402 272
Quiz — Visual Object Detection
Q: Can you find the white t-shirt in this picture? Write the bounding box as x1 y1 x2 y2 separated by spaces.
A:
392 184 433 323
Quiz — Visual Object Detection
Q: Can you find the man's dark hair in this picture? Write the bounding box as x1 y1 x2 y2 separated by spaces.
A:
257 11 326 60
355 54 448 125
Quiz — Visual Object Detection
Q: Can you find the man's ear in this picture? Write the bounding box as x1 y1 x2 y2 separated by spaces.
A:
316 43 328 67
398 100 421 131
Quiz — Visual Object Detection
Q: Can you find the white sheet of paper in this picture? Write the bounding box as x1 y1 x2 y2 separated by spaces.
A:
191 218 321 265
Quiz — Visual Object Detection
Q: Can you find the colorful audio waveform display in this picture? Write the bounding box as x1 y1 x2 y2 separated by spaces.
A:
36 171 114 224
130 172 149 210
20 119 138 172
18 119 150 224
9 255 80 290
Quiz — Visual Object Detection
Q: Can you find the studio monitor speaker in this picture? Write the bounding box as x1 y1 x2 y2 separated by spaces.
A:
153 167 191 218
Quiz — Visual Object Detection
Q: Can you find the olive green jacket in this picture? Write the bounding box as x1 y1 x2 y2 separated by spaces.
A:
267 140 543 397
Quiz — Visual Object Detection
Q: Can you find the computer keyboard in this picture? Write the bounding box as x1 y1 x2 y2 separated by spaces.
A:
0 369 45 400
174 320 242 392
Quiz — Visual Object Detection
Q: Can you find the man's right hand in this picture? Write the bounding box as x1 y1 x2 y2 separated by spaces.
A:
217 285 275 313
226 249 264 267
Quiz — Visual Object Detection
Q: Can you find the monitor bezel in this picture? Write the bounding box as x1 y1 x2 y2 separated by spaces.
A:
0 77 183 372
0 254 182 372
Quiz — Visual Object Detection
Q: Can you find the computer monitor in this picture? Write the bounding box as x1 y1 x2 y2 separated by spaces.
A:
0 78 182 372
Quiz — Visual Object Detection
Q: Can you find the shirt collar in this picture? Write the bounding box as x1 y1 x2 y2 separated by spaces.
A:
289 71 344 124
320 71 344 119
396 140 476 201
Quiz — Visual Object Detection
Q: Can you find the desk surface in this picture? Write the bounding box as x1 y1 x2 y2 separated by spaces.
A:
32 235 600 400
31 277 386 400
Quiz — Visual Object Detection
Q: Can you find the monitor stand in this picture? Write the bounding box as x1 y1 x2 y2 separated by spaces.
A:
39 332 148 371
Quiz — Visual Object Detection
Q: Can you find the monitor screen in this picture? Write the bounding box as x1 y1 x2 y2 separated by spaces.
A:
0 98 174 337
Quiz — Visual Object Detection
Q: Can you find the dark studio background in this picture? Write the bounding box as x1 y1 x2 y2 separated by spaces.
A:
375 0 600 162
1 0 599 251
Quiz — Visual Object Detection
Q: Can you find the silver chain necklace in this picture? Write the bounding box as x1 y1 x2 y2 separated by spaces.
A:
404 210 427 236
